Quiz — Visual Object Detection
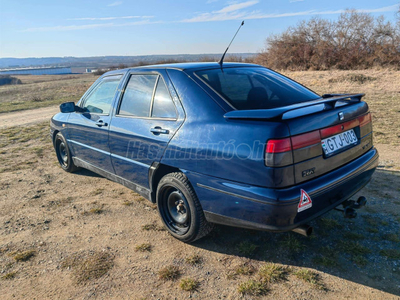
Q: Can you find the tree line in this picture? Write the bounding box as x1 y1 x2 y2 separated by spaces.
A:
254 9 400 70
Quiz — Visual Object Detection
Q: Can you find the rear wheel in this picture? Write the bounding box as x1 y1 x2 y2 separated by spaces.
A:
54 132 79 173
156 172 214 242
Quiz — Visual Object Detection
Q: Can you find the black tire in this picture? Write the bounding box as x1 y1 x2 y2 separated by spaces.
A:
54 132 79 173
156 172 214 242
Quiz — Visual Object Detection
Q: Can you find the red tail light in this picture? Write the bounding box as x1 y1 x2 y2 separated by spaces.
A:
291 130 321 150
358 113 371 127
266 138 292 153
320 119 359 139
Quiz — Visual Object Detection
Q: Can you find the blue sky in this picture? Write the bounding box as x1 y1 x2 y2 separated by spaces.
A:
0 0 398 58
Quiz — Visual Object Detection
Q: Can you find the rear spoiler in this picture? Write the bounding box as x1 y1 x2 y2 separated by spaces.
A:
224 93 365 120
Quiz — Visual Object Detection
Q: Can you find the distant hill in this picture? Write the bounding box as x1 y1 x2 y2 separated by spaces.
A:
0 53 256 69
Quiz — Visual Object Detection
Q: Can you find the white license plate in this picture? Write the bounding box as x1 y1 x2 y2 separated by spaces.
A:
321 129 358 155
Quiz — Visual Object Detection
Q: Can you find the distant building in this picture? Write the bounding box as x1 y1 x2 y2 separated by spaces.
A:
0 66 72 75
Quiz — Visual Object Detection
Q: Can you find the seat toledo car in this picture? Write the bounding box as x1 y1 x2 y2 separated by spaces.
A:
51 63 378 242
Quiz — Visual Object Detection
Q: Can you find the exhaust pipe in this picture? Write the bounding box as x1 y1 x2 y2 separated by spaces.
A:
292 224 313 237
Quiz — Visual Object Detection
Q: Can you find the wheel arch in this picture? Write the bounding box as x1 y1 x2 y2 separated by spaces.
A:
149 162 182 203
52 130 60 147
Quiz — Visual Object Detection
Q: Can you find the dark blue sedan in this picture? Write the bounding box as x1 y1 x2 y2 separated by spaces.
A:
51 63 378 242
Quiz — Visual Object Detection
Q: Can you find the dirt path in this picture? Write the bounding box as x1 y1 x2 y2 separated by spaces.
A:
0 106 59 129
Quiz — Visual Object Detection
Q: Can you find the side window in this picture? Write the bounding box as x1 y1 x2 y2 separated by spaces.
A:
119 75 158 117
151 78 177 119
83 75 121 114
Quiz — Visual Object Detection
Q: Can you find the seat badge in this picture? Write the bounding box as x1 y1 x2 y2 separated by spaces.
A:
338 112 344 121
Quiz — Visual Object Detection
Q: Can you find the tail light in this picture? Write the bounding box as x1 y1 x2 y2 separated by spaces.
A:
266 138 292 153
320 119 359 139
265 113 372 167
265 131 321 167
358 113 371 127
291 131 321 150
358 113 372 138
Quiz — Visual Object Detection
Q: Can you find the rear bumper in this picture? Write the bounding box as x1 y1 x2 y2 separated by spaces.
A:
186 147 379 232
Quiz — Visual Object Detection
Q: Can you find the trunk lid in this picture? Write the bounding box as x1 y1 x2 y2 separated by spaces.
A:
225 94 374 187
284 100 373 184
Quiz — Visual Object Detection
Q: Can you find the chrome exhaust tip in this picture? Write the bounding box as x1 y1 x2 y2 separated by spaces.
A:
292 224 313 237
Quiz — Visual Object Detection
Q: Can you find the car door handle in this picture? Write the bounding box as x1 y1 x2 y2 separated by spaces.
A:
95 120 108 127
150 126 169 134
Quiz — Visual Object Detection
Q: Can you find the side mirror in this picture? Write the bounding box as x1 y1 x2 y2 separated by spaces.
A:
60 102 76 113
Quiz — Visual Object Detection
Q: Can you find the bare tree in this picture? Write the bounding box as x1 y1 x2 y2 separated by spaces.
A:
255 10 400 70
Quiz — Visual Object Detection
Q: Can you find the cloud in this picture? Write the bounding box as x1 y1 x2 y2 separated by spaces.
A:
181 1 259 22
107 1 123 7
21 20 159 32
68 16 154 21
206 0 219 3
22 3 399 32
181 3 399 23
213 1 259 14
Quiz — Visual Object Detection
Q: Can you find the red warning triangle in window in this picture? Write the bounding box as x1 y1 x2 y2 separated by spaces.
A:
298 189 312 212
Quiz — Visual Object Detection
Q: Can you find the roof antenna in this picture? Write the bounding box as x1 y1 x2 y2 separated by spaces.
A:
218 20 245 70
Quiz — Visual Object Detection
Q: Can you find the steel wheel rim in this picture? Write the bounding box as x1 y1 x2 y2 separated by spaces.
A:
57 139 68 167
160 187 190 235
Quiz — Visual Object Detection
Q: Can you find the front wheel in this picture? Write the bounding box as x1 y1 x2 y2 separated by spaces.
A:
156 172 214 242
54 132 79 173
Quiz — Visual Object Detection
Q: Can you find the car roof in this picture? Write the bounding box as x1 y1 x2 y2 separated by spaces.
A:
130 62 261 71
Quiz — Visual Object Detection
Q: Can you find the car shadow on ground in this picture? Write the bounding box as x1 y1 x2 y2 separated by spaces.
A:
193 168 400 296
74 168 103 178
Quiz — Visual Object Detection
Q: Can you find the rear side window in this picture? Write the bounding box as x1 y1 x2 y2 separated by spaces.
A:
82 75 122 114
151 78 177 119
119 75 158 117
118 74 177 119
196 67 319 110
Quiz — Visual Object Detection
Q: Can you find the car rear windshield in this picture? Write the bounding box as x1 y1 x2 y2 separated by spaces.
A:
195 67 320 110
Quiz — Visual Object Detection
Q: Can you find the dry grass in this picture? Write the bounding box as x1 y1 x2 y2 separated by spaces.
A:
13 250 35 262
81 205 104 215
382 233 400 243
158 265 181 281
338 241 371 256
0 122 50 173
236 241 258 256
185 254 202 266
294 269 325 290
379 249 400 259
234 263 256 276
135 243 152 252
279 234 305 253
258 263 289 283
1 271 17 280
61 251 114 284
179 278 199 291
0 74 97 113
141 223 164 231
237 279 269 296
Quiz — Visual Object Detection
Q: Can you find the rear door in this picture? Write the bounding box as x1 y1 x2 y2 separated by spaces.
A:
109 70 184 188
68 74 123 173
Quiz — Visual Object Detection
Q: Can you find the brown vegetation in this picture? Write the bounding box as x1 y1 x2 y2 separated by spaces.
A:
0 75 22 86
0 74 96 113
255 10 400 70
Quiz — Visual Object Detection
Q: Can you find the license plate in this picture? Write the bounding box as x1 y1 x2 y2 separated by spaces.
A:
321 129 358 155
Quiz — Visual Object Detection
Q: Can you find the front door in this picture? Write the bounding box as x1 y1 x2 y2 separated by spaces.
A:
68 74 123 173
109 71 184 188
